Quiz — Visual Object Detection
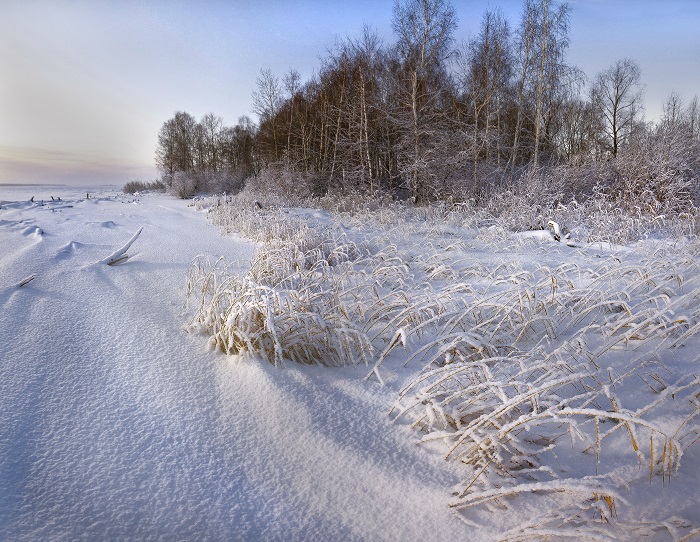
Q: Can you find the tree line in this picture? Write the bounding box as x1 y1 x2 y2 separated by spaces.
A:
155 0 700 205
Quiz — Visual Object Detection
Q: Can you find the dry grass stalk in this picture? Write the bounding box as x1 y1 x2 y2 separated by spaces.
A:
192 192 700 538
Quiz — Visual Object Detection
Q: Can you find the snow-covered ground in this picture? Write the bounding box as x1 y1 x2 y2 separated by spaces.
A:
0 186 468 541
1 185 698 541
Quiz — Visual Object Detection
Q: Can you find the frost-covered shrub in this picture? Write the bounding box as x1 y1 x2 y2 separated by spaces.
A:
169 172 197 199
471 162 698 243
222 155 698 245
243 165 322 204
602 126 698 215
123 180 166 194
195 170 247 195
123 180 148 194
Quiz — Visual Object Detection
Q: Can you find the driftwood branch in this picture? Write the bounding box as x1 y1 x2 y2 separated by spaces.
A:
99 227 143 265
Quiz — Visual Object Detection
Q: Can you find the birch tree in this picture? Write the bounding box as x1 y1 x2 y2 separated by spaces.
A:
392 0 457 202
283 69 301 163
200 113 223 172
510 0 571 167
456 8 511 195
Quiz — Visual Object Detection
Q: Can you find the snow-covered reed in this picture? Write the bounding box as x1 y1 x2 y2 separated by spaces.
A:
191 192 699 538
185 218 372 366
392 247 700 537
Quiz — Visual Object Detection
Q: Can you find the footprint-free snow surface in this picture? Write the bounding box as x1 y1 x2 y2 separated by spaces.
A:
0 186 467 541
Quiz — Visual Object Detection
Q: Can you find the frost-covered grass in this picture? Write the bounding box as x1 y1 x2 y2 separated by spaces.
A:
190 192 700 539
186 251 372 367
393 253 700 538
2 184 695 539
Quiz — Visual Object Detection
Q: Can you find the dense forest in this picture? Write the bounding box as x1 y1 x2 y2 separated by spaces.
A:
153 0 700 213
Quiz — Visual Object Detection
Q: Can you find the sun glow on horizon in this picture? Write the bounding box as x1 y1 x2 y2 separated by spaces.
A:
0 146 157 186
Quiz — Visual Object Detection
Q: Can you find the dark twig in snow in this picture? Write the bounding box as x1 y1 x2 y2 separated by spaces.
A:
18 274 36 287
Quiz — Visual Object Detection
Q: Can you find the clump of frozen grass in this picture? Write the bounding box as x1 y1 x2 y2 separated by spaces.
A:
392 251 700 538
206 200 305 244
186 195 455 368
486 185 698 245
186 202 377 367
186 253 372 367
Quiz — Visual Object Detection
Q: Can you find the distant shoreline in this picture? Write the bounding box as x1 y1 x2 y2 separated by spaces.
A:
0 184 120 202
0 183 119 190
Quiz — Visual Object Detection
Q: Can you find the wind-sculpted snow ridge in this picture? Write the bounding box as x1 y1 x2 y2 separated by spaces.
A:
200 193 700 540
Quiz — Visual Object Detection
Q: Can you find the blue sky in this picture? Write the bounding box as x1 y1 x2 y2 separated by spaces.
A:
1 0 698 185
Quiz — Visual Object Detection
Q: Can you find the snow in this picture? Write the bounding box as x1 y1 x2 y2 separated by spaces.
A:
1 185 698 541
0 186 466 541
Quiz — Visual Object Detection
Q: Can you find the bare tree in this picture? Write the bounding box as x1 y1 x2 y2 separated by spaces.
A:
685 95 700 141
475 8 511 168
509 0 571 168
660 92 700 148
320 43 351 187
252 68 283 161
552 97 596 161
590 58 643 157
200 113 223 172
193 121 207 172
455 8 511 195
155 118 177 176
686 95 700 140
662 92 684 129
392 0 457 202
509 0 536 168
219 115 257 176
350 26 384 194
283 69 301 162
532 0 570 166
155 111 197 176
